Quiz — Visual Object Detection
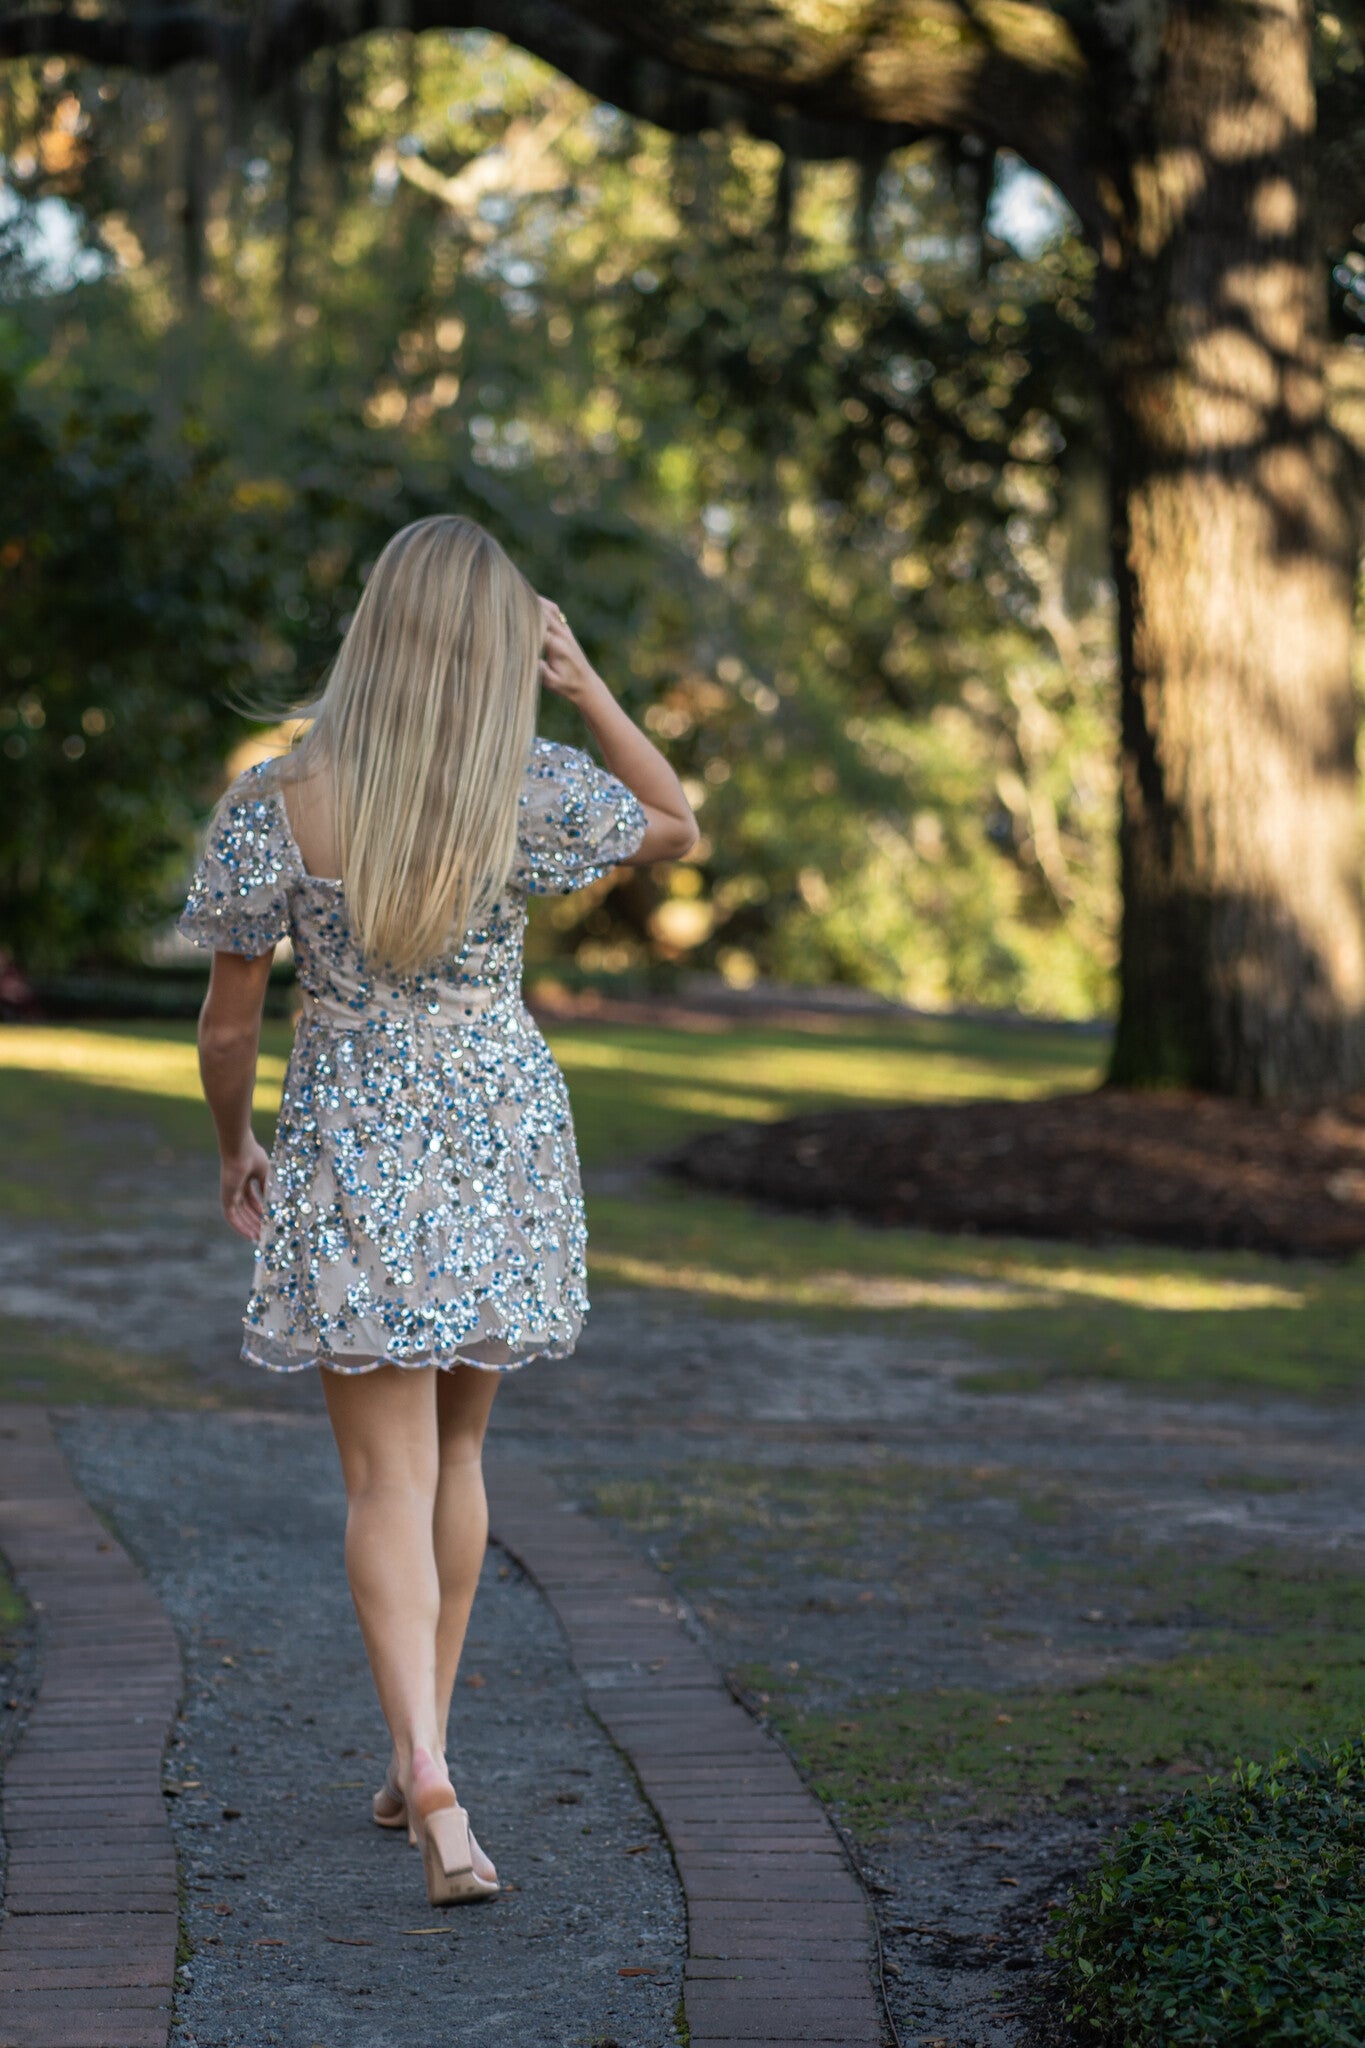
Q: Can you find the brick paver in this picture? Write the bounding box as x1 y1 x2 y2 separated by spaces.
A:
0 1408 180 2048
489 1455 886 2048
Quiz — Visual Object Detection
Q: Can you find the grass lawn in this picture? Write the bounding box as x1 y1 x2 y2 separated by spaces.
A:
0 1555 24 1637
771 1624 1365 1831
0 1551 27 1701
1 1012 1363 1401
593 1461 1365 1829
6 1013 1365 1856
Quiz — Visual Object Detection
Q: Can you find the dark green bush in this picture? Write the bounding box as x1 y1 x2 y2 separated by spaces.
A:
1050 1734 1365 2045
0 353 275 970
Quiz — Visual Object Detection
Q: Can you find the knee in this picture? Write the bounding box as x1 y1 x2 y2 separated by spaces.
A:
437 1431 487 1473
345 1462 440 1514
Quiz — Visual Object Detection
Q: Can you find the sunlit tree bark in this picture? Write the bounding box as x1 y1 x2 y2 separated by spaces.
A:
1104 0 1365 1095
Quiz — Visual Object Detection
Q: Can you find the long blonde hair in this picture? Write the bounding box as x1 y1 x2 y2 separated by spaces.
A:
276 515 543 975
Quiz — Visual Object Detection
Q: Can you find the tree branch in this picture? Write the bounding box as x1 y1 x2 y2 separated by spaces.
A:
0 0 1102 215
557 0 1098 222
0 0 921 162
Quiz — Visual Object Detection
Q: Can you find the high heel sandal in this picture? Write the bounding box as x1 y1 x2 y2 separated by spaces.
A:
414 1787 499 1906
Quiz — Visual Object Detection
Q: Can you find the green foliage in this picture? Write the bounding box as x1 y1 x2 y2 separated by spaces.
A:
0 342 273 967
1050 1735 1365 2046
5 35 1118 1008
604 130 1115 1011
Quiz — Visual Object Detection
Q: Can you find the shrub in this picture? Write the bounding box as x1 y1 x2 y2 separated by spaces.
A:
1049 1733 1365 2045
0 361 274 970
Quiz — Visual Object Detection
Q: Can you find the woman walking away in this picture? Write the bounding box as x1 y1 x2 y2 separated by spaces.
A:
178 515 698 1907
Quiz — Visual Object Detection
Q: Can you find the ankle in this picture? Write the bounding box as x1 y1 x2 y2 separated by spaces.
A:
394 1734 444 1769
408 1743 455 1817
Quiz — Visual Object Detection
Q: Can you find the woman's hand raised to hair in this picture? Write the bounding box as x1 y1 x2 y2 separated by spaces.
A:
538 597 610 711
535 594 700 864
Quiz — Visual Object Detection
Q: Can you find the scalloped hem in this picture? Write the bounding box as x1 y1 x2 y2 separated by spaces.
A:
240 1336 573 1376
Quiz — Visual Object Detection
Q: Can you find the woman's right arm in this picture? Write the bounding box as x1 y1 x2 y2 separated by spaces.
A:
198 948 275 1240
538 600 699 862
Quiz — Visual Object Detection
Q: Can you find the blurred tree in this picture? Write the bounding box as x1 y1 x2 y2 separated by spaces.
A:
6 0 1362 1098
604 129 1115 1013
2 36 1117 1013
0 343 274 967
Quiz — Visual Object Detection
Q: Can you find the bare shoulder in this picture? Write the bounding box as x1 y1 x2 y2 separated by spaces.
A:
277 762 341 881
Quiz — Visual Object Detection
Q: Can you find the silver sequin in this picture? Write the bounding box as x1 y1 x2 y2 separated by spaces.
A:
178 738 648 1376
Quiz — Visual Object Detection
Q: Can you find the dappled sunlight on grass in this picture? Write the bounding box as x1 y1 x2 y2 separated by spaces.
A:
0 1314 203 1407
586 1246 1302 1316
5 1016 1359 1400
0 1016 1102 1164
548 1016 1103 1163
548 1020 1101 1103
0 1024 287 1116
588 1250 1046 1311
991 1261 1302 1313
586 1186 1358 1396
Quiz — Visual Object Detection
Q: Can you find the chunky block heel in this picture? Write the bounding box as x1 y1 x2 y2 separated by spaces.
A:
419 1800 500 1906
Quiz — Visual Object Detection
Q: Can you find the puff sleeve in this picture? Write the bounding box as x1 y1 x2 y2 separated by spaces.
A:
177 765 296 956
512 738 648 896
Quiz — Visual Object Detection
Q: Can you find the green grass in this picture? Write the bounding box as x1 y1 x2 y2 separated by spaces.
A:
544 1012 1102 1163
0 1315 200 1406
4 1013 1365 1401
593 1463 1365 1833
0 1549 28 1695
0 1025 286 1227
583 1185 1358 1397
0 1010 1096 1178
763 1627 1365 1833
592 1465 1341 1613
594 1457 1050 1583
0 1554 24 1639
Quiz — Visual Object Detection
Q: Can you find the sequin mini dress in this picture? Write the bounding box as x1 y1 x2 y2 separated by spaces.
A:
178 738 648 1375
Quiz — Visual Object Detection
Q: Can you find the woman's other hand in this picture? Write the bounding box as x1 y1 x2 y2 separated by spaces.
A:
198 948 275 1238
220 1136 271 1240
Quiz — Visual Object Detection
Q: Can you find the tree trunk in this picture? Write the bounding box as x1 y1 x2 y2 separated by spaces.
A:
1106 0 1365 1100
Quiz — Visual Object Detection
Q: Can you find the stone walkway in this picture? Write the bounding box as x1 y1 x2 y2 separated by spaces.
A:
12 1172 1365 2045
0 1404 890 2047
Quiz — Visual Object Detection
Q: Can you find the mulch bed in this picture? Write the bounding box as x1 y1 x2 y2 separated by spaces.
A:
666 1090 1365 1259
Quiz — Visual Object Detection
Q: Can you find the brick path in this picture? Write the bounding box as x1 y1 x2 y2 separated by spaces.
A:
489 1455 887 2048
0 1417 885 2047
0 1407 181 2048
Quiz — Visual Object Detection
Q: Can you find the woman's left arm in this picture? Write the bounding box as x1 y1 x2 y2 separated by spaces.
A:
198 949 275 1240
539 599 699 862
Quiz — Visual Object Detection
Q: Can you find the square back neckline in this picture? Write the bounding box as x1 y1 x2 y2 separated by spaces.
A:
273 784 345 889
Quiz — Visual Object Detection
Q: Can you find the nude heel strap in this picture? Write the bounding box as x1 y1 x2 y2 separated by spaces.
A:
372 1773 409 1833
420 1802 499 1906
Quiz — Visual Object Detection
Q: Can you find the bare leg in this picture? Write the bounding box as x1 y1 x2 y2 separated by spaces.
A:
433 1364 501 1743
325 1362 501 1881
321 1366 448 1806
